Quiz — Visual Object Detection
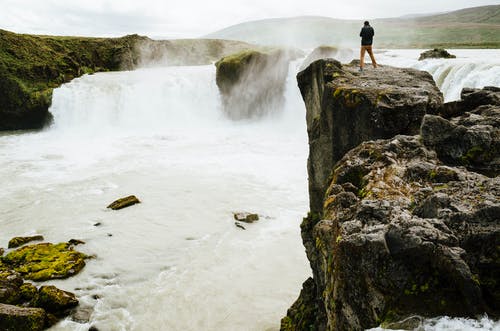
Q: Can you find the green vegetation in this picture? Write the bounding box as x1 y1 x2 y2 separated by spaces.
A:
207 5 500 48
0 29 144 130
2 242 87 281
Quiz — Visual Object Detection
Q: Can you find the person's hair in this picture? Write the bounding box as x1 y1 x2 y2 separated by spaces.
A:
364 21 369 26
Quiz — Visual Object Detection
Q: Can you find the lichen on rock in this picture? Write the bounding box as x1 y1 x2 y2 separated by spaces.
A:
2 242 86 281
283 57 499 331
8 236 44 249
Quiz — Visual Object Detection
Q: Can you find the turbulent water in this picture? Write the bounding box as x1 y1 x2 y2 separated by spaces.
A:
0 50 499 331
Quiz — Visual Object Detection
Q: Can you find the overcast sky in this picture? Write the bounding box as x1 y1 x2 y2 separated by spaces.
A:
1 0 498 38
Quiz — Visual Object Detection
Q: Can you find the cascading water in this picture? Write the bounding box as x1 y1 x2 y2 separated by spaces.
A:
377 49 500 102
1 51 499 331
0 62 311 331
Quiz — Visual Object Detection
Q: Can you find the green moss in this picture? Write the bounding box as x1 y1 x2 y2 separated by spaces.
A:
0 29 145 130
2 242 86 281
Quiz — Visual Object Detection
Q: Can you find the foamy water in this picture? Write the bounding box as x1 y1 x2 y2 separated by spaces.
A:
0 51 499 331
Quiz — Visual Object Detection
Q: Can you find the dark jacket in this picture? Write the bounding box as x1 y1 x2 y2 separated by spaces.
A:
360 26 374 46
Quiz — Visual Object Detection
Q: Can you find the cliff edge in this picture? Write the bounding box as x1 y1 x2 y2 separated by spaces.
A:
282 59 499 330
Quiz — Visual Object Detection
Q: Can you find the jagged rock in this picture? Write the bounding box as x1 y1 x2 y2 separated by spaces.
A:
418 48 456 61
285 63 499 331
215 49 297 119
107 195 141 210
297 59 442 213
0 303 46 331
33 286 78 315
422 88 499 176
8 236 44 249
233 212 259 223
2 242 86 281
286 133 499 330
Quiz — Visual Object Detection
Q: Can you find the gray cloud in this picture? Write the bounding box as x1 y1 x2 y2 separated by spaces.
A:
1 0 498 38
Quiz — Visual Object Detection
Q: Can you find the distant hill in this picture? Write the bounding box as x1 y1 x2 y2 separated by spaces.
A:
205 5 500 48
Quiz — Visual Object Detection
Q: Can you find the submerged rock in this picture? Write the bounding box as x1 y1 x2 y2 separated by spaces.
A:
0 303 46 331
283 56 499 331
215 48 298 120
8 236 44 249
233 212 259 223
107 195 141 210
418 48 456 61
2 242 86 281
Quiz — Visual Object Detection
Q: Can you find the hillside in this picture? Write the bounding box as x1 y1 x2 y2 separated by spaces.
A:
205 5 500 48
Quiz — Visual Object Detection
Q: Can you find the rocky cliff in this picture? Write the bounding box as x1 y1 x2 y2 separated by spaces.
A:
282 59 499 330
0 29 252 130
215 48 302 120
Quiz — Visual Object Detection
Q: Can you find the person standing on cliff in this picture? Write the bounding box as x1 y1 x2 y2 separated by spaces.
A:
359 21 378 71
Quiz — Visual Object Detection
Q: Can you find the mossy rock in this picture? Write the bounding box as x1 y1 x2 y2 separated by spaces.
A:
418 48 456 61
0 303 46 331
1 243 86 281
107 195 141 210
33 285 78 314
8 236 44 249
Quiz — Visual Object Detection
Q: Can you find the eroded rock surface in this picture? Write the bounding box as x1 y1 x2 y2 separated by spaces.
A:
298 59 442 213
282 58 499 331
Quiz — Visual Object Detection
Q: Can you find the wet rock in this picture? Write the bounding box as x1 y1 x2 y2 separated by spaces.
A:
8 236 44 249
215 48 299 119
418 48 456 61
88 326 100 331
0 248 4 256
68 239 85 246
234 222 246 230
107 195 141 210
233 212 259 223
33 285 78 315
0 303 46 331
71 306 93 323
297 58 442 213
383 315 423 330
0 270 23 304
2 242 86 281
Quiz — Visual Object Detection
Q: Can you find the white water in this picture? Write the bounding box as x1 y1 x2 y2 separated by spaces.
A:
0 63 310 331
0 50 499 331
377 49 500 102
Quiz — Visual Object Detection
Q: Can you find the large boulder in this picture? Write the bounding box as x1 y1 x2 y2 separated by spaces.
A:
215 48 300 120
283 57 499 330
418 48 456 61
297 59 442 213
2 242 86 281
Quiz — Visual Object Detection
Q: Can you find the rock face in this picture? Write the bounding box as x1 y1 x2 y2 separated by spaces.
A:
215 48 300 120
282 58 499 330
418 48 456 61
298 59 442 213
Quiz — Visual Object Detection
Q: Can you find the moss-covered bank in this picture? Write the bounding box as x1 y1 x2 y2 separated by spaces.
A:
0 29 254 130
